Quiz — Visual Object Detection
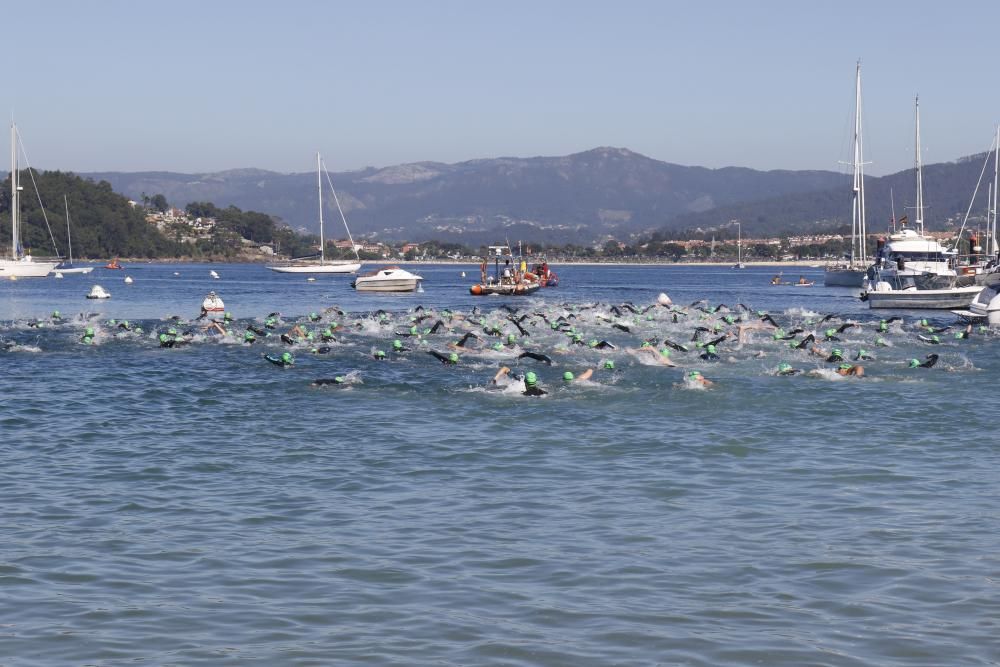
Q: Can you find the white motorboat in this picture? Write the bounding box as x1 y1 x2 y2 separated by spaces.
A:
268 153 362 275
352 266 423 292
862 280 981 309
86 285 111 299
200 291 225 318
868 98 957 285
952 281 1000 326
825 62 869 288
1 122 59 278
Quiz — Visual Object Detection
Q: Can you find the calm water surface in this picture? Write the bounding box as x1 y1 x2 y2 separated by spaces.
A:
1 263 997 665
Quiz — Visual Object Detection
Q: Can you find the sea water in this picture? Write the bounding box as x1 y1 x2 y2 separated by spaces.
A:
1 263 997 666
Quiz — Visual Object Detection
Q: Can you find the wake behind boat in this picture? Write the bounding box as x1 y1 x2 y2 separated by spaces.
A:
269 153 362 275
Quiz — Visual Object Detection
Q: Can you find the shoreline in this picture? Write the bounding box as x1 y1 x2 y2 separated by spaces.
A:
88 258 824 268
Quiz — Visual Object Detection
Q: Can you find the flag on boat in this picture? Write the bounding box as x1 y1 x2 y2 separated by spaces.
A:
898 215 908 226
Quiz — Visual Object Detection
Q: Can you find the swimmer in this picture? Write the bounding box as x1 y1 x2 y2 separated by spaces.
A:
792 333 815 350
311 376 347 386
685 370 714 388
908 353 939 368
373 349 387 360
263 351 294 367
310 346 332 354
429 350 459 365
517 351 554 365
522 371 547 396
391 339 410 353
243 330 257 344
699 344 719 361
449 332 482 349
588 339 617 350
776 362 801 376
917 334 941 344
562 369 594 383
835 363 864 377
661 338 689 352
854 348 874 361
629 346 677 367
825 348 845 363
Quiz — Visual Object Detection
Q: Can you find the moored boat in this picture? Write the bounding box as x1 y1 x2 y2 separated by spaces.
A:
200 291 225 318
862 281 981 309
470 245 541 296
352 266 423 292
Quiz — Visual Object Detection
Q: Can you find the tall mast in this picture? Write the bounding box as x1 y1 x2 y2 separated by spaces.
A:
317 152 325 264
64 195 72 265
914 96 924 235
10 121 17 260
993 126 999 255
851 60 867 265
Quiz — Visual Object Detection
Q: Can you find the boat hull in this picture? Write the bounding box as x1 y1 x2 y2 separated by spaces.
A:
864 285 982 309
56 266 94 275
268 262 361 274
354 279 421 292
824 267 866 287
470 282 541 296
0 259 60 277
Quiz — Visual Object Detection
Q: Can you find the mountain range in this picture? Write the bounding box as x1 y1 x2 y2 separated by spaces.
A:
83 147 993 244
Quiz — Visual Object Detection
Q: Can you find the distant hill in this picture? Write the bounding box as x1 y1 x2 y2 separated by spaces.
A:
84 148 850 244
661 153 995 238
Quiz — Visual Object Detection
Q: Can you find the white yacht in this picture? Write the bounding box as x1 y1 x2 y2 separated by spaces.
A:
352 266 423 292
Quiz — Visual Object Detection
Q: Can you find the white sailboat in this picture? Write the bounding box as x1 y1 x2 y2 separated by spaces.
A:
732 221 745 269
1 121 59 278
268 153 362 274
825 61 868 287
55 195 93 274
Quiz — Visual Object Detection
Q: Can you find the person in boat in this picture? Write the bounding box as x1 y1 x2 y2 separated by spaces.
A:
429 350 459 365
264 351 294 367
835 363 864 377
771 274 782 285
798 275 810 285
908 353 939 368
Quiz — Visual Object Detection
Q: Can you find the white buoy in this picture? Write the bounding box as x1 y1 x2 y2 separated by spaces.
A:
657 292 672 306
461 271 466 278
124 276 133 284
210 270 220 279
307 277 317 282
54 272 64 279
174 271 180 276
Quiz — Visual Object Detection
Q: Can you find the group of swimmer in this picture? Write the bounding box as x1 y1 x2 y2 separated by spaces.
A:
5 295 994 396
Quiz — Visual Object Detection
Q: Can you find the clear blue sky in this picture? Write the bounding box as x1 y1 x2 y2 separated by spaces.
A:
7 0 1000 176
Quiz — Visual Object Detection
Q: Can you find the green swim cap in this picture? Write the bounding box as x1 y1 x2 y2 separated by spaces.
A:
52 310 60 318
825 328 836 337
706 344 716 354
168 327 177 336
979 325 989 333
330 321 338 329
492 342 503 351
713 323 723 331
563 371 574 381
788 341 797 349
507 334 516 343
158 333 168 342
409 326 418 335
244 331 255 341
448 352 458 363
309 312 319 320
334 376 345 384
525 371 537 385
724 315 734 324
224 311 233 320
920 319 928 326
551 322 559 330
374 350 386 358
82 335 93 345
603 360 615 370
778 363 792 373
641 341 651 348
773 329 785 340
659 348 670 357
875 336 887 346
839 363 852 371
931 335 939 343
85 327 95 336
954 332 964 339
281 352 292 363
589 339 598 348
908 358 919 367
831 348 842 357
108 319 116 326
688 371 701 379
393 339 402 349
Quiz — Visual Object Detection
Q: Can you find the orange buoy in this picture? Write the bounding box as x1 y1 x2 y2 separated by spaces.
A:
470 284 483 295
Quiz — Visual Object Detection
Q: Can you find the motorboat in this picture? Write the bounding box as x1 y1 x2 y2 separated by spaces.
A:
352 266 422 292
86 285 111 299
104 259 124 270
200 291 225 318
530 260 559 287
862 279 981 309
951 282 1000 326
470 245 541 296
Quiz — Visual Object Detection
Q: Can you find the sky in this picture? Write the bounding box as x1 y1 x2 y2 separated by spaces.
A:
7 0 1000 176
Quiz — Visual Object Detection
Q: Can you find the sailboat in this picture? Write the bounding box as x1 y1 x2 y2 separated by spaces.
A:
268 153 362 274
732 221 745 269
825 61 868 287
55 195 93 274
0 121 59 278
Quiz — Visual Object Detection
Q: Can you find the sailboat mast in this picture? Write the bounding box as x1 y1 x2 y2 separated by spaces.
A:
10 121 18 260
914 96 924 235
317 152 325 264
64 195 72 265
849 61 864 265
856 62 866 264
993 126 999 255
